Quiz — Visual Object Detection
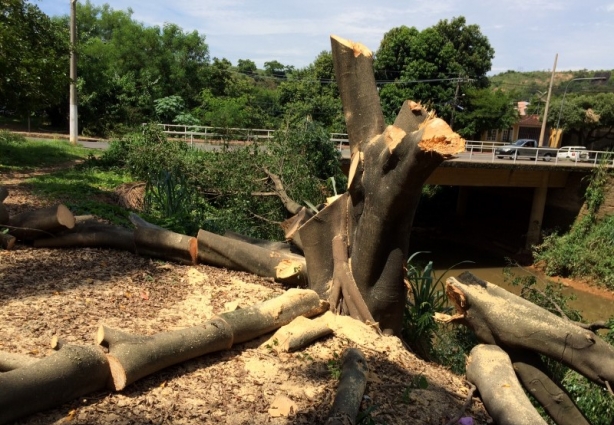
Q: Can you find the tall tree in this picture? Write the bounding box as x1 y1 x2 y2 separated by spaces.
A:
549 93 614 148
453 87 518 139
374 17 494 124
0 0 69 123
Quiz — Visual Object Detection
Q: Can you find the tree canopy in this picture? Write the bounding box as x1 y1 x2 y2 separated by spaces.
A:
0 0 69 119
374 17 494 125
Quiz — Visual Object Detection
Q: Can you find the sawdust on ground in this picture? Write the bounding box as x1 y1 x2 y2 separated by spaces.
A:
0 165 491 425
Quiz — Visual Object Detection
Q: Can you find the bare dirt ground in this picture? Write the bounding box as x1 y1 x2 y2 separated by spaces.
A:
0 166 491 425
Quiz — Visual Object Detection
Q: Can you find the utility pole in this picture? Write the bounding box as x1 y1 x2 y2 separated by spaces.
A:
69 0 78 145
538 54 557 147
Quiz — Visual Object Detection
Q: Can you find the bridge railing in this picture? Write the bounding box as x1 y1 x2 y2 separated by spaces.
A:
464 141 614 167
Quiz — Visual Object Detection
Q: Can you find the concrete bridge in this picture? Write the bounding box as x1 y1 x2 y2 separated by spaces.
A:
341 152 596 250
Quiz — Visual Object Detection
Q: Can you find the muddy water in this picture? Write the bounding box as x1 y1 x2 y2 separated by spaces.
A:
417 241 614 323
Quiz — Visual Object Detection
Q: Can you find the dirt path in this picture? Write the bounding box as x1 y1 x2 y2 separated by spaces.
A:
0 166 490 424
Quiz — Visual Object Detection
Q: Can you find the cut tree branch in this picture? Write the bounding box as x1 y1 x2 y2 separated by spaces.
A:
325 348 369 425
466 344 547 425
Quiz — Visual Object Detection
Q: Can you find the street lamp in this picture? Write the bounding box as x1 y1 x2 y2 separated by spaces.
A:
555 77 607 130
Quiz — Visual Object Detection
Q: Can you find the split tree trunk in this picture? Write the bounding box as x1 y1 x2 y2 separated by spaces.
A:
466 344 547 425
0 345 110 425
300 35 464 333
99 288 327 390
8 204 75 240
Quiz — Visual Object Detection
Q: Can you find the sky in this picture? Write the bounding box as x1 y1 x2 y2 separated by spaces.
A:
37 0 614 75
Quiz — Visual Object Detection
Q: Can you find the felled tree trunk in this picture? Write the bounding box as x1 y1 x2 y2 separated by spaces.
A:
445 272 614 387
8 204 75 240
466 344 547 425
197 228 307 286
325 348 369 425
299 36 464 333
99 288 327 390
33 222 135 252
0 345 110 425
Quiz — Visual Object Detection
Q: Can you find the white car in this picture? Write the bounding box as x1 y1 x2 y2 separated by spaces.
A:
557 146 589 161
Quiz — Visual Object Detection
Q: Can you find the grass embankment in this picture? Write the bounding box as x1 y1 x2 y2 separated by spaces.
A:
0 131 132 225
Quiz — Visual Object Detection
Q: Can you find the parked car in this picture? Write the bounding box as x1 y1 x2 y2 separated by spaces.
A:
495 139 558 161
556 146 589 162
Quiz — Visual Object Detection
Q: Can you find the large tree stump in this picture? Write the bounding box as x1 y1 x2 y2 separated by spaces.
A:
466 344 547 425
99 289 328 390
445 272 614 387
8 204 75 240
0 345 110 425
300 35 464 333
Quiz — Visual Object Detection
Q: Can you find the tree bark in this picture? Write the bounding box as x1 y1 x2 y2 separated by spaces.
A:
0 233 15 250
266 313 333 353
466 344 547 425
99 288 328 390
135 226 197 265
297 36 465 334
325 348 369 425
8 204 75 240
197 228 307 286
0 203 8 225
0 351 37 372
0 345 110 425
33 222 135 252
0 186 8 202
509 349 590 425
446 272 614 387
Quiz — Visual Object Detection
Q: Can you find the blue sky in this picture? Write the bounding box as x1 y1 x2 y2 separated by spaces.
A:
37 0 614 75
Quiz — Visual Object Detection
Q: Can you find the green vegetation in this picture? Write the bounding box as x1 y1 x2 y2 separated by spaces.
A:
534 164 614 289
0 131 91 170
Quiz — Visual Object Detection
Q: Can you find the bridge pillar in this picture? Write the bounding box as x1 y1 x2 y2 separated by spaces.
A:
525 173 549 250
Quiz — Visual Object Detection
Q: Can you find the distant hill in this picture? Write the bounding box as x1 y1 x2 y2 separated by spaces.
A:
488 70 613 101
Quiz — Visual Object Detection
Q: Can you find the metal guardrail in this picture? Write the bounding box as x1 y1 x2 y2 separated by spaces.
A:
464 141 614 167
155 125 612 168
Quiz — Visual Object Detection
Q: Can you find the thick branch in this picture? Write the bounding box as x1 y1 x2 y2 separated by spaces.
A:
0 233 15 250
8 204 75 240
135 226 197 265
0 351 37 372
266 314 333 353
0 345 110 425
197 229 307 286
100 289 328 390
33 222 135 252
325 348 369 425
263 168 303 215
447 272 614 386
466 344 547 425
330 35 385 155
509 349 590 425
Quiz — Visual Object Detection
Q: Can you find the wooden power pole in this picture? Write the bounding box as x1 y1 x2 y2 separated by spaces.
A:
538 54 557 147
